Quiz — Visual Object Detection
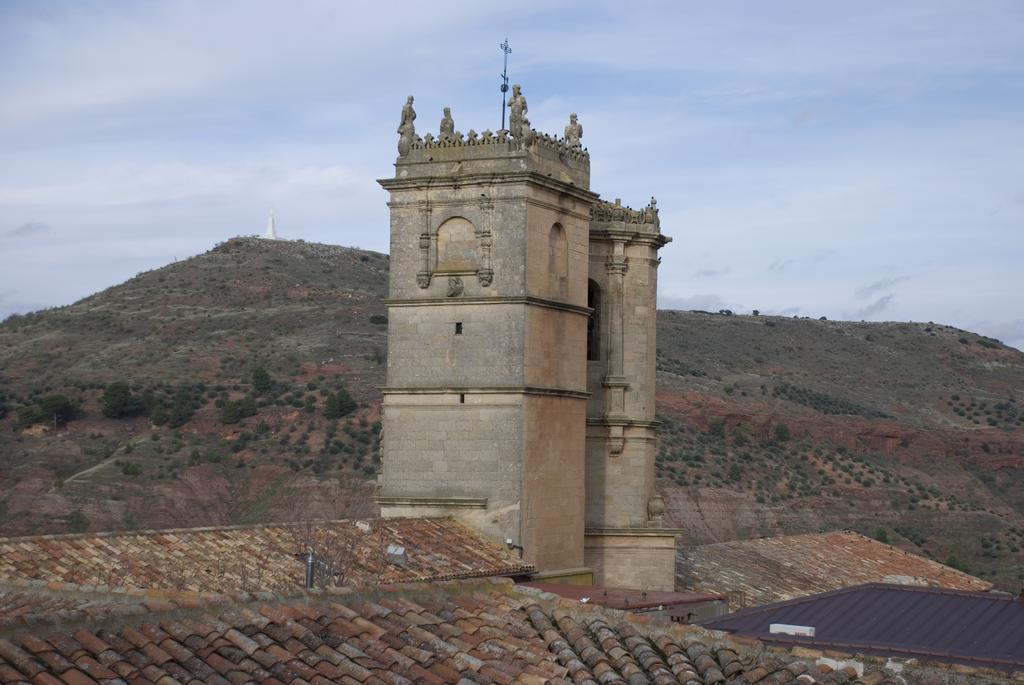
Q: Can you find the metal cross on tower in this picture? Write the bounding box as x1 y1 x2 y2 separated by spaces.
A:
499 38 511 131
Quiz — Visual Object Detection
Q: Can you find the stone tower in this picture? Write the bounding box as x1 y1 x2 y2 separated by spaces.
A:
584 198 675 589
377 93 675 588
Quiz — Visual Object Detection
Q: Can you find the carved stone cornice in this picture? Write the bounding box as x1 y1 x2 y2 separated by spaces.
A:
584 528 683 538
384 295 591 317
375 496 488 509
585 418 661 428
382 385 590 399
380 172 599 203
589 229 672 249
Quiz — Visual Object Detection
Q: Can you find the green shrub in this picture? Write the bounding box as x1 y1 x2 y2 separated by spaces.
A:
252 367 274 395
773 423 791 442
221 396 257 424
944 554 970 573
167 386 200 427
324 388 356 420
102 382 146 418
18 395 80 427
67 510 89 534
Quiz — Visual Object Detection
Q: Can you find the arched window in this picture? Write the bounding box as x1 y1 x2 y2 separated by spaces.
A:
548 223 568 298
436 217 477 271
587 279 601 361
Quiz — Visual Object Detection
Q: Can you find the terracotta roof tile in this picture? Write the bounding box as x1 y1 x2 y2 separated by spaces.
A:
0 577 1005 684
0 519 532 597
676 530 992 607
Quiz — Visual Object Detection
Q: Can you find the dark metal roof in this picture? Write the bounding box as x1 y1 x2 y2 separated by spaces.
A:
702 582 1024 672
524 582 725 610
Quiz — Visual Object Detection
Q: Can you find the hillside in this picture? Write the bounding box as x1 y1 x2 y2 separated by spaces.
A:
1 237 1022 589
654 311 1024 590
0 238 389 535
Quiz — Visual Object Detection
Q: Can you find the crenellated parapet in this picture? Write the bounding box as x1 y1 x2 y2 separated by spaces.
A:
408 129 590 163
590 197 664 232
392 88 591 189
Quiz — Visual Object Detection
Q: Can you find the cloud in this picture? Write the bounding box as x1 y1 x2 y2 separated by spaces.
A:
855 275 909 299
659 293 737 312
692 267 730 278
0 0 1021 346
5 221 51 238
853 294 895 319
767 259 795 273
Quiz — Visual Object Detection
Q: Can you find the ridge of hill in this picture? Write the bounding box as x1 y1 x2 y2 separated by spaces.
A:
1 237 1022 589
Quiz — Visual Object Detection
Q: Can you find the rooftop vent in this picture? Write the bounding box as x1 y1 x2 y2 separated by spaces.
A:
770 623 816 637
386 544 408 567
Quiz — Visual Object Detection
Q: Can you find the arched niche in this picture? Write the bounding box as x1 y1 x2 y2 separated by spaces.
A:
548 223 568 299
436 216 478 272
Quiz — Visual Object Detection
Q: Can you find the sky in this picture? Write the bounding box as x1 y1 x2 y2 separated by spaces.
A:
1 1 1022 349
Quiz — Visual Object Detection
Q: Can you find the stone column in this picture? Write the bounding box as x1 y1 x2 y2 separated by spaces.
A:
603 240 629 454
416 205 431 288
477 196 494 287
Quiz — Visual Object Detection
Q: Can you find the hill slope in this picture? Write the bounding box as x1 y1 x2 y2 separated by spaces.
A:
1 237 1022 588
0 238 389 535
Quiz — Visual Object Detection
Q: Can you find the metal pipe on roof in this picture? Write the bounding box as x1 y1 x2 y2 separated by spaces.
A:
304 552 315 589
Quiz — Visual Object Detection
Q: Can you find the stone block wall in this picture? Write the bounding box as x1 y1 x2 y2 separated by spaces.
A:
584 425 657 529
584 531 678 591
386 303 526 388
379 394 523 545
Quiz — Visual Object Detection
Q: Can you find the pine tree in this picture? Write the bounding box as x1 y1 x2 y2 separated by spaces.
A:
101 382 146 418
252 367 273 396
324 388 356 419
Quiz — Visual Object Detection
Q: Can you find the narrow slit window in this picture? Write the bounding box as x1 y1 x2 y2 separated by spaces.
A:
455 322 463 335
459 393 465 404
587 280 601 361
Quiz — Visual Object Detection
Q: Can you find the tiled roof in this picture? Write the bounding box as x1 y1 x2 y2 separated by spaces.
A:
703 583 1024 674
0 518 534 593
676 530 991 607
524 583 725 611
0 580 236 629
0 577 933 685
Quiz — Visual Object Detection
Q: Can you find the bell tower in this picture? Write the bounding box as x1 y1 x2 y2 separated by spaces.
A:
376 98 596 577
376 91 677 589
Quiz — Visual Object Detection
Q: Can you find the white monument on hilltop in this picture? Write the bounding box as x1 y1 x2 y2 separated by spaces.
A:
262 210 279 240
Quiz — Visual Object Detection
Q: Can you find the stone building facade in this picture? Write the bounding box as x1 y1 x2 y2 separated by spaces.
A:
377 91 676 590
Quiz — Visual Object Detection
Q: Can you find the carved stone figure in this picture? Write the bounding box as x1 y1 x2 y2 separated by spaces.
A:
439 107 454 141
446 276 464 297
507 84 528 139
647 196 660 228
564 113 583 148
397 95 416 156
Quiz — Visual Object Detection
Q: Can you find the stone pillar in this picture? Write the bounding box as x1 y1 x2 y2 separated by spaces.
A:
585 199 677 591
416 205 431 289
603 240 628 455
